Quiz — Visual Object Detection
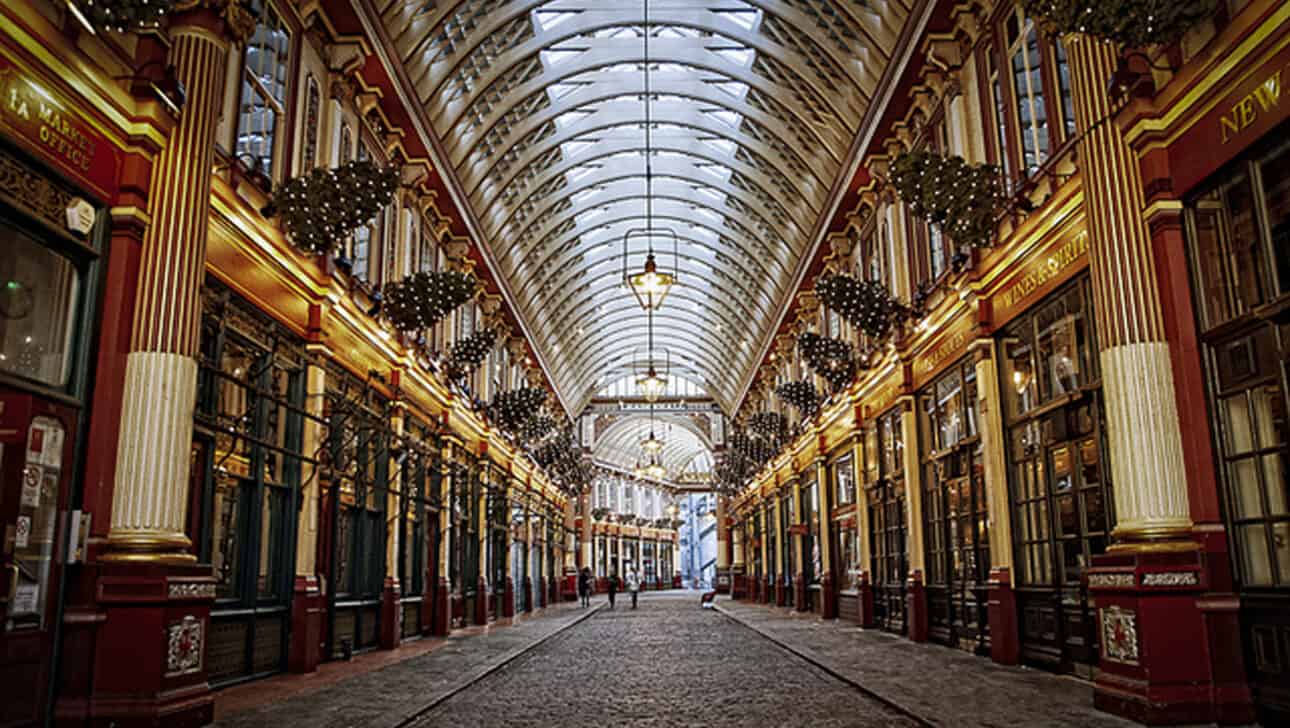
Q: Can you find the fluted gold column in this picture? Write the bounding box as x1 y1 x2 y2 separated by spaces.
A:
974 345 1013 569
1067 36 1192 548
580 492 592 569
295 360 327 577
715 494 729 573
900 399 925 573
106 3 253 562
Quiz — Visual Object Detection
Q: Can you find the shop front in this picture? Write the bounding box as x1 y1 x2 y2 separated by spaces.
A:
829 448 862 622
529 500 544 610
778 487 795 608
1177 110 1290 722
398 418 441 639
996 273 1111 676
867 405 908 634
0 139 108 724
801 472 822 613
917 355 990 655
193 282 312 685
322 364 393 660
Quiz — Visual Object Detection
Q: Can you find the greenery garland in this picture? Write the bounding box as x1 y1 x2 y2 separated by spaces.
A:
270 160 400 255
519 415 556 443
748 412 788 446
78 0 174 33
816 273 901 339
382 270 476 333
889 151 1002 250
798 332 856 392
592 507 611 521
776 380 820 416
1021 0 1217 47
447 328 497 376
490 387 548 433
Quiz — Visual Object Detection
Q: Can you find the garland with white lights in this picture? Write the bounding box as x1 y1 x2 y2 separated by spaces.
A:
592 507 611 522
816 273 903 339
447 327 497 377
798 332 856 392
748 412 788 446
889 151 1002 250
271 160 400 255
520 415 556 443
776 380 820 417
382 270 477 333
1021 0 1217 47
75 0 174 33
490 387 548 434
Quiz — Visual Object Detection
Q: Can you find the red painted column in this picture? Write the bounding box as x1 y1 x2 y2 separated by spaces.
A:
381 578 402 650
906 571 928 643
986 567 1019 665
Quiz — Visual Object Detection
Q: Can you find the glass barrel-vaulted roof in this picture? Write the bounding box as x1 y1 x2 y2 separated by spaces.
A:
375 0 910 413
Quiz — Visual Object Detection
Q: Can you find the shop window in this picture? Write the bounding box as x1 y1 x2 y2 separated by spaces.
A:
1005 6 1049 174
997 276 1111 669
235 1 291 178
303 75 320 170
192 285 311 682
0 223 80 388
868 408 908 633
1186 134 1290 590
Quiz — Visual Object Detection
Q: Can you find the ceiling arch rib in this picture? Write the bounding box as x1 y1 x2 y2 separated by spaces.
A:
473 122 828 225
374 0 911 418
593 413 713 476
501 196 797 285
464 84 837 206
495 176 808 271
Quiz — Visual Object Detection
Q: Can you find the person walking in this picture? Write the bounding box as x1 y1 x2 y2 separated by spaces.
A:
626 568 641 609
607 570 618 609
578 566 592 608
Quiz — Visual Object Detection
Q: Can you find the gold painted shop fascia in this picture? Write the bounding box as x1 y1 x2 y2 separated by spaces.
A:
0 6 169 153
1122 0 1290 152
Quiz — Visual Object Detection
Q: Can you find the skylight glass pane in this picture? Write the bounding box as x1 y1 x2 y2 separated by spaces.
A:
534 11 577 31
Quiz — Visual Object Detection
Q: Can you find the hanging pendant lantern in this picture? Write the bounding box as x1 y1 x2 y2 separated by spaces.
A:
623 230 679 311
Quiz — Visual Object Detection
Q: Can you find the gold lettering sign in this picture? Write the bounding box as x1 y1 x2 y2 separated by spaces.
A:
0 59 117 198
917 315 975 379
995 233 1089 319
1221 68 1283 144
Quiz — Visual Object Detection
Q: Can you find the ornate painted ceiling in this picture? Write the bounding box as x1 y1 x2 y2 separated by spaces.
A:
370 0 922 477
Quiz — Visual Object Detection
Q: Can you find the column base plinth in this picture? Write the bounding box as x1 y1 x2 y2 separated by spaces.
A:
1089 546 1254 725
380 578 401 650
906 571 928 643
88 561 216 728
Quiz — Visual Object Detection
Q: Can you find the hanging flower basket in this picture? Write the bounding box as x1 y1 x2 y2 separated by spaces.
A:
271 160 400 255
592 507 611 522
889 151 1002 250
382 270 477 333
77 0 175 33
816 273 901 339
447 328 497 377
776 380 820 417
1021 0 1217 47
490 387 548 433
520 415 556 443
798 332 856 393
747 412 788 445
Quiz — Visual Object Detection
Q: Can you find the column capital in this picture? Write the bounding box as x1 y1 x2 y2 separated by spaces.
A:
173 0 258 44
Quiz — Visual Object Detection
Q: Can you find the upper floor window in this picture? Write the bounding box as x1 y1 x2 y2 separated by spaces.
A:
236 1 291 177
989 4 1076 181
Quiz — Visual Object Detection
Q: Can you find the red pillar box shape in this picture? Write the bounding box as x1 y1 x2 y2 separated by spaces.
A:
474 577 488 625
821 571 837 620
563 571 577 601
289 575 324 673
431 577 451 637
906 571 929 643
986 567 1019 666
503 577 516 618
380 577 401 650
857 572 875 628
775 579 786 607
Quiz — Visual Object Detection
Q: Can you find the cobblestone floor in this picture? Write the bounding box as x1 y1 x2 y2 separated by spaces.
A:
716 598 1142 728
213 601 598 728
412 593 920 728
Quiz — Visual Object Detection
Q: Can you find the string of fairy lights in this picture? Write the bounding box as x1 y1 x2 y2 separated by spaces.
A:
1021 0 1217 47
889 151 1002 251
273 160 401 255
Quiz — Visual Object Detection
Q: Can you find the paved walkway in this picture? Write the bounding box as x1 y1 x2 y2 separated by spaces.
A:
213 600 599 728
715 598 1139 728
413 593 920 727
